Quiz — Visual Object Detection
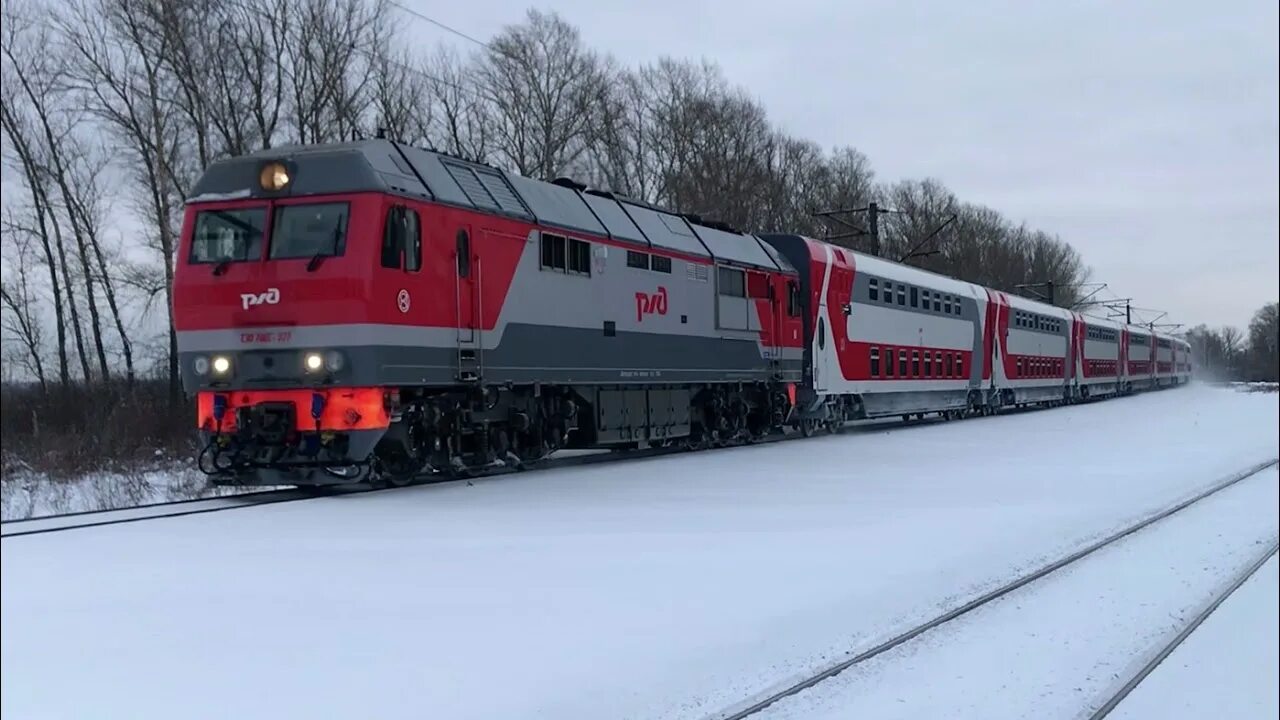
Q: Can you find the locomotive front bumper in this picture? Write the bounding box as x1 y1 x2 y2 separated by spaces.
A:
196 387 394 484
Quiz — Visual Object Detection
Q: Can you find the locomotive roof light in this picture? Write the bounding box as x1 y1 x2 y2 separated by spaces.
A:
259 161 291 191
211 355 232 376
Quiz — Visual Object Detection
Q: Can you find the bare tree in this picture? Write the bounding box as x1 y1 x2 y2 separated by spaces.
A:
0 216 49 392
478 9 608 179
424 47 492 162
369 45 433 146
283 0 388 144
59 0 188 399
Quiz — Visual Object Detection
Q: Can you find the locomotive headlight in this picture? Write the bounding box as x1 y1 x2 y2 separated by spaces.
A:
323 350 344 372
259 161 290 191
304 352 324 373
193 356 210 376
211 355 232 375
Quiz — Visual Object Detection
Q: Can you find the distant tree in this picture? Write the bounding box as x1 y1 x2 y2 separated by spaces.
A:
1246 302 1279 381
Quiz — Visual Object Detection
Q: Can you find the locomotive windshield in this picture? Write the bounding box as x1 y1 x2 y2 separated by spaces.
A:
269 202 349 259
190 207 266 264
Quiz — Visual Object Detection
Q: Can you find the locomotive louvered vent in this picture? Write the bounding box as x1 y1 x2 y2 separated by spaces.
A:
441 160 529 216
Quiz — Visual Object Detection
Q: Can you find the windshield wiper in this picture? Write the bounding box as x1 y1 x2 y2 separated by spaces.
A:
305 226 342 272
212 259 232 276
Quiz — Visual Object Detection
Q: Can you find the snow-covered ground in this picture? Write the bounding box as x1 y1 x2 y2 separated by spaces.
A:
1 384 1277 720
1110 555 1280 720
753 466 1279 719
0 462 245 521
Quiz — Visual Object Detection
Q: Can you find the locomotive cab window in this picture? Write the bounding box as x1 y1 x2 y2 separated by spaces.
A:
190 207 266 263
271 202 350 260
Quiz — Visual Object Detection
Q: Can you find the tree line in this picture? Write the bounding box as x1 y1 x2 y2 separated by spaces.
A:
1186 302 1279 383
0 0 1269 401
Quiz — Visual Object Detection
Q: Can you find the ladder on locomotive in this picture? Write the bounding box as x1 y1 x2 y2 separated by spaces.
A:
454 233 483 383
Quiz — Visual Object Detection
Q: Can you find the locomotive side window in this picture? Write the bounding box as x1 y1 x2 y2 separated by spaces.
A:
190 207 266 263
540 233 566 270
568 238 591 275
787 281 801 317
455 229 470 278
271 202 349 260
406 210 422 271
378 206 420 271
651 255 672 273
718 266 746 297
627 250 649 269
381 207 402 268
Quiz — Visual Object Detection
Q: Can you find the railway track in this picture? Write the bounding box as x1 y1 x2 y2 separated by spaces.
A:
0 408 969 538
0 394 1176 539
704 457 1280 720
1085 538 1279 720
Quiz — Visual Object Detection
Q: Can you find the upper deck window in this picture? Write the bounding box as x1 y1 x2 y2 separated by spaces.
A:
269 203 350 260
189 207 266 263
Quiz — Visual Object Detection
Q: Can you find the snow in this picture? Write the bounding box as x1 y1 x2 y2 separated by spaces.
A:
1108 554 1280 720
752 466 1279 719
0 462 256 521
1 384 1277 720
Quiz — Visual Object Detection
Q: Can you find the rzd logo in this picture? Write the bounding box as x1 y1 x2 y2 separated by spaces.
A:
635 286 668 322
240 288 280 310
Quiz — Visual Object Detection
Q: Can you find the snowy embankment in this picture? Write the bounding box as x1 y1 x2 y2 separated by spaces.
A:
2 384 1277 720
0 460 248 521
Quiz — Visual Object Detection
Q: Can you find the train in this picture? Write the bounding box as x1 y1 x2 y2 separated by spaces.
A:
173 138 1191 487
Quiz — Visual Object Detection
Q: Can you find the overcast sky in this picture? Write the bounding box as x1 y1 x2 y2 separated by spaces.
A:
406 0 1278 330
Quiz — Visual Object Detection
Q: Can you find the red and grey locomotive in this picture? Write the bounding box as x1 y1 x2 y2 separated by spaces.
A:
173 139 1189 487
